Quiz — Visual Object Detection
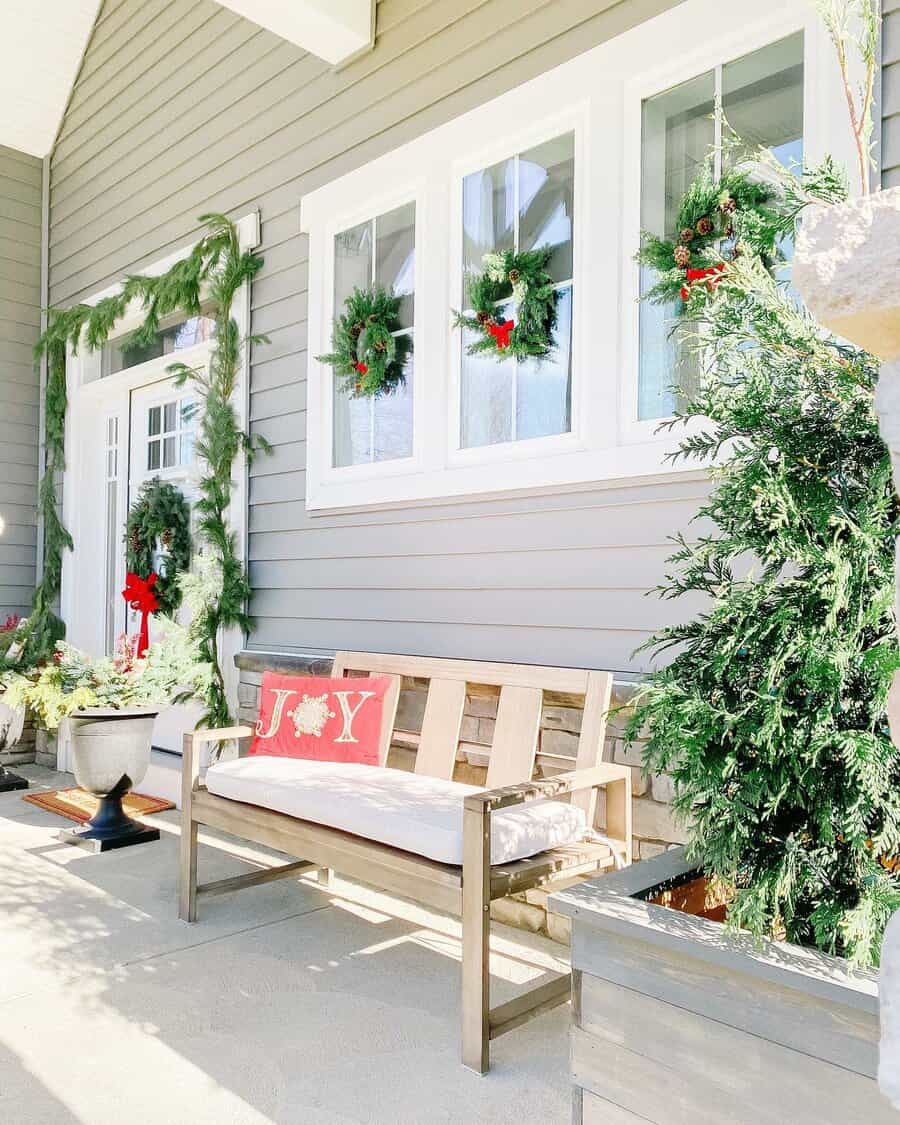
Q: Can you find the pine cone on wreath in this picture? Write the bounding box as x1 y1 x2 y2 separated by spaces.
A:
161 530 173 548
719 195 737 214
673 244 691 268
476 310 491 325
508 268 521 284
680 228 695 243
696 216 714 236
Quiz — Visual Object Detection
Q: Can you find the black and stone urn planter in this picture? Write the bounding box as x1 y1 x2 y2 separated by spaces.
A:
62 707 160 851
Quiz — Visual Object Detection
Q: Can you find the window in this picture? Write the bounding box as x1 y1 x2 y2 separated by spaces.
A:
102 309 216 377
459 132 574 448
146 396 195 471
302 2 845 510
332 202 415 467
637 33 804 420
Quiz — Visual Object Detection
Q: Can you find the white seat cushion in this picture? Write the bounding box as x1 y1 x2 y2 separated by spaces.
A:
205 756 586 866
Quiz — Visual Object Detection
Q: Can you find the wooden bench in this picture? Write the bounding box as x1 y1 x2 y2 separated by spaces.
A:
178 651 632 1074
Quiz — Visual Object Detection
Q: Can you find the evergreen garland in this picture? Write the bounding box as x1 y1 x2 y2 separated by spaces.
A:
125 478 192 617
454 247 558 361
29 213 269 729
316 286 411 397
627 156 900 967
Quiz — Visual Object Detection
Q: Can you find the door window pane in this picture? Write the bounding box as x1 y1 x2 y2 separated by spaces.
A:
460 131 574 449
637 34 804 421
332 203 415 469
103 309 215 377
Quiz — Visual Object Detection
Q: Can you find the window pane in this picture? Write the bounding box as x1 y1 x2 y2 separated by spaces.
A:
462 157 515 275
723 33 803 169
163 401 176 433
180 433 194 465
333 388 371 467
638 70 715 421
147 440 160 471
334 220 372 312
517 285 572 440
461 311 514 449
163 436 177 468
519 133 575 284
148 406 161 436
373 349 414 462
374 203 415 329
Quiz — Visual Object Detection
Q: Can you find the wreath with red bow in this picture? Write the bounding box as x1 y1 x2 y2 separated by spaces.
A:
317 286 412 398
124 477 191 619
454 247 558 362
637 162 783 310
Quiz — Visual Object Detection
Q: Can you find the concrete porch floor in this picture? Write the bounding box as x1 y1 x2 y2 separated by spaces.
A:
0 765 571 1125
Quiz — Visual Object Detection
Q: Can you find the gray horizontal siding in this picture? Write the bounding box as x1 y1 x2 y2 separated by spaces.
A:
883 0 900 184
49 0 713 674
0 145 40 620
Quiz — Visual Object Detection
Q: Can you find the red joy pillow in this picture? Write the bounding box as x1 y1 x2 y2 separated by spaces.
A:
248 672 391 765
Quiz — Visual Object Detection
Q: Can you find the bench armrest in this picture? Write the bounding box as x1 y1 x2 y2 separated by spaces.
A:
190 725 254 744
464 763 633 868
463 763 629 813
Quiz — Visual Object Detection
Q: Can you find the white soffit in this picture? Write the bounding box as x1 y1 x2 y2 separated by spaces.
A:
0 0 101 158
216 0 375 65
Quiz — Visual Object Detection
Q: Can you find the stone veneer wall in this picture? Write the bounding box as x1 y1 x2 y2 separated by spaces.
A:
0 712 36 769
235 653 685 943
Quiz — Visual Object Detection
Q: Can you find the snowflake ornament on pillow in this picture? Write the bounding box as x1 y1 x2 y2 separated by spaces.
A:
288 693 335 739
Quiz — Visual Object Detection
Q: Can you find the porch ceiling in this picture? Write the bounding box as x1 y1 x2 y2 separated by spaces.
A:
1 0 373 160
216 0 375 65
0 0 101 158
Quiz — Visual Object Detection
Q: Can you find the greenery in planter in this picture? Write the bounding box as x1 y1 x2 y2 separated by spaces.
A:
628 154 900 967
3 622 211 732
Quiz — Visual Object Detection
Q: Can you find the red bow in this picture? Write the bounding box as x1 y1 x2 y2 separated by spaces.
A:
354 361 368 375
680 264 726 301
487 319 515 350
122 572 159 657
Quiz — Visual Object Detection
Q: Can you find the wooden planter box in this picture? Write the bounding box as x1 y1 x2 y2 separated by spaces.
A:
549 848 896 1125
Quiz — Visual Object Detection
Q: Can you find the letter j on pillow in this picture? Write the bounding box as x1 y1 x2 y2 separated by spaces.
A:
249 672 392 764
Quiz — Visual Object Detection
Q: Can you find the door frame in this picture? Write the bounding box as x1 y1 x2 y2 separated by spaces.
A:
58 212 259 765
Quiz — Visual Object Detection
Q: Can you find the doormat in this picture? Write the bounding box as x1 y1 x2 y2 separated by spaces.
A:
22 788 175 823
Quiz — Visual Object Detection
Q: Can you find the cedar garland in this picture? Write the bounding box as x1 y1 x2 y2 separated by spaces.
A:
29 213 269 728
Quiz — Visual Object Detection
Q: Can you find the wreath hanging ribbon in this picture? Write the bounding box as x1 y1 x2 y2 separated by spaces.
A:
316 286 412 398
122 571 159 657
454 246 559 362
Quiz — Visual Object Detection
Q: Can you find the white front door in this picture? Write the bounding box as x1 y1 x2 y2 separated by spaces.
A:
61 350 214 764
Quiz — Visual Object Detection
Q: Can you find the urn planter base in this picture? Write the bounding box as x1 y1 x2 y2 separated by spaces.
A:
0 766 28 792
58 775 160 852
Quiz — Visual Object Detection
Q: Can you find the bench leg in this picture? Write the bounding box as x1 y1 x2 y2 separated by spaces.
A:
317 867 334 889
179 818 198 922
462 802 491 1074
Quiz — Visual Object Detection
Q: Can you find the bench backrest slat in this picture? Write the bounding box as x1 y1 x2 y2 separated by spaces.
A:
485 685 543 789
332 652 613 800
415 678 468 779
572 671 615 822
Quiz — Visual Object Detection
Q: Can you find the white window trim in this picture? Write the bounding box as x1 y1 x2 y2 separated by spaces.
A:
300 0 855 513
59 212 258 716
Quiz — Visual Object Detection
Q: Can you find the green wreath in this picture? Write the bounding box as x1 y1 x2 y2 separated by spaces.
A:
124 477 192 618
317 286 412 398
637 161 783 309
454 246 559 362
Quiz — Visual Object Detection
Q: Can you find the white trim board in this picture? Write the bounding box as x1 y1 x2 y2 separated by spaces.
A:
300 0 856 513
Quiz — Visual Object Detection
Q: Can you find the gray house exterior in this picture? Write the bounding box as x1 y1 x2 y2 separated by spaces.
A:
0 0 895 846
0 146 42 625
